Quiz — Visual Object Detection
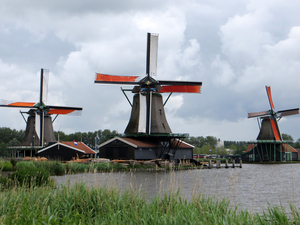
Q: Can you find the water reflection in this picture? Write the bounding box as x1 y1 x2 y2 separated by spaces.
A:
53 164 300 213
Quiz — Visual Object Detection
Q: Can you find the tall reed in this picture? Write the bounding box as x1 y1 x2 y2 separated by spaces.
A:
0 183 299 224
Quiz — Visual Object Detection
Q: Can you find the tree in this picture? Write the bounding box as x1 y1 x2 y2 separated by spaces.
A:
7 138 21 146
228 144 237 152
233 145 247 155
215 145 228 155
186 136 205 149
0 127 24 144
294 138 300 148
198 145 213 154
282 133 294 142
205 136 218 148
0 142 8 157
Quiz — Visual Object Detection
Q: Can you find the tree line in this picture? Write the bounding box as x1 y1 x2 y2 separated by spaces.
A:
185 133 300 156
1 126 300 157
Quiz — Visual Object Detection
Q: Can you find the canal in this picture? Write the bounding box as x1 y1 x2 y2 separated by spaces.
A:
53 163 300 213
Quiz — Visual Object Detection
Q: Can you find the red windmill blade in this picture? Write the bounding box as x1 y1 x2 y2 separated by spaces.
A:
248 86 299 141
95 33 202 135
0 101 36 108
266 86 275 110
95 73 140 85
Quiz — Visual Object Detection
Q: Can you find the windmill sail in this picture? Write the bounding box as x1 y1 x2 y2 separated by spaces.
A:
248 86 299 141
138 93 147 133
95 73 140 84
0 100 36 108
35 113 41 139
42 69 49 103
147 33 159 77
95 32 202 135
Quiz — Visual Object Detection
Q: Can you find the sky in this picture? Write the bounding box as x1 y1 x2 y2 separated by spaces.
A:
0 0 300 142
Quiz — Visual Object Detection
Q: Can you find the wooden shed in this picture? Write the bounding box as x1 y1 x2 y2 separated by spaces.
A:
98 136 193 160
37 141 96 161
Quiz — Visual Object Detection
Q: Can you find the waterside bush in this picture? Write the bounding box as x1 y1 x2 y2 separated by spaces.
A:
10 166 50 187
65 161 127 173
33 161 65 176
0 183 299 224
0 161 53 189
0 160 12 171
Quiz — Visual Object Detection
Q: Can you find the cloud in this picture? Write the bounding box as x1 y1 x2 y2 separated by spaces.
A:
0 0 300 142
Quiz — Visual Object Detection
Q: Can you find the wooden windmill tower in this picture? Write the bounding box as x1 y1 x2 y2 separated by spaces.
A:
95 33 202 161
0 69 83 150
242 86 299 162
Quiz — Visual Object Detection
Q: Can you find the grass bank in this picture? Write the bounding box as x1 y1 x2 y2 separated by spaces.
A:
0 183 299 224
1 160 204 176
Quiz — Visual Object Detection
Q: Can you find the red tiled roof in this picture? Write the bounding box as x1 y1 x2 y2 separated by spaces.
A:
246 144 256 152
246 143 297 153
281 143 297 153
121 138 157 148
170 139 194 148
61 141 96 154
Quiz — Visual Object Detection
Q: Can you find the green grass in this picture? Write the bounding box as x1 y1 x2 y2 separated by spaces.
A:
1 159 299 223
0 160 12 171
0 183 299 224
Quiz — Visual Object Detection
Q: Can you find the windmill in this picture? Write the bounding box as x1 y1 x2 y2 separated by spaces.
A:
95 33 202 136
248 86 299 141
95 33 202 161
0 68 83 148
242 86 299 162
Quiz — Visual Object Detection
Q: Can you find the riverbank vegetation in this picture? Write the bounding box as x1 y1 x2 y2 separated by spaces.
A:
0 182 299 224
1 159 300 224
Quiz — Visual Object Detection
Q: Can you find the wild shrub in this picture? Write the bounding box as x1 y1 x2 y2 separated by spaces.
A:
111 162 126 170
94 162 126 171
33 161 65 176
0 161 12 171
65 162 90 174
11 166 50 187
10 158 18 171
51 161 65 175
128 163 142 169
0 176 12 189
15 161 36 171
93 162 110 172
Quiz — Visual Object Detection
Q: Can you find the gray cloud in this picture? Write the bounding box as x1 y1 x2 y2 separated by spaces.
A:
0 0 300 142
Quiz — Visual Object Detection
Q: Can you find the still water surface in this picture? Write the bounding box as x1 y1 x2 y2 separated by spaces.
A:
53 164 300 213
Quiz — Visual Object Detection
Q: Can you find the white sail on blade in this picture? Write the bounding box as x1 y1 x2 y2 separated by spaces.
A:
149 33 159 77
42 69 49 103
138 93 147 133
35 113 41 139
